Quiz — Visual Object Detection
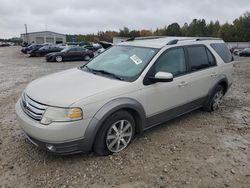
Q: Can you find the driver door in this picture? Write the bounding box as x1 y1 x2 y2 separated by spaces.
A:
142 47 191 126
65 48 78 60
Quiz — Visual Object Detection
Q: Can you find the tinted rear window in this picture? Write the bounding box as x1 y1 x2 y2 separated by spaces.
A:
187 46 210 71
210 43 233 63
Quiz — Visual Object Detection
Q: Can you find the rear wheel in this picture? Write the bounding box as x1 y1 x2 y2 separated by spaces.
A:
55 56 62 62
203 85 224 112
94 111 135 155
84 55 91 61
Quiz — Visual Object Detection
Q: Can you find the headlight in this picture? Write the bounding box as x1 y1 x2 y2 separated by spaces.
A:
41 107 83 125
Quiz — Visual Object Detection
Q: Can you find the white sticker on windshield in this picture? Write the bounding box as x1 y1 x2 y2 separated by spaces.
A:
130 55 143 65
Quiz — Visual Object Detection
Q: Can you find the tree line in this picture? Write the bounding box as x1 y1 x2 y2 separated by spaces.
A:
66 12 250 43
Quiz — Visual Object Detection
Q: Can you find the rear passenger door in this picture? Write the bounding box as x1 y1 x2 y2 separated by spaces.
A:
75 48 83 60
183 45 217 102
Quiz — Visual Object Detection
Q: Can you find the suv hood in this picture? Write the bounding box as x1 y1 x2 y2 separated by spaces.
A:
25 68 127 107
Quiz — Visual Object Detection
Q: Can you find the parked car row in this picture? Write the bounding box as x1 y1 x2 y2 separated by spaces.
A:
21 42 113 62
238 48 250 56
231 47 250 56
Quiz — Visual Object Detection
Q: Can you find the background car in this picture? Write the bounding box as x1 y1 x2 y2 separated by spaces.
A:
0 43 11 47
98 41 113 49
33 44 63 57
27 44 47 56
233 48 241 55
21 44 40 54
83 44 102 52
239 48 250 56
46 46 94 62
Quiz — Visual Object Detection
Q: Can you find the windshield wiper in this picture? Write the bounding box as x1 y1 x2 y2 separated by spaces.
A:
92 69 124 80
84 65 95 73
82 66 124 80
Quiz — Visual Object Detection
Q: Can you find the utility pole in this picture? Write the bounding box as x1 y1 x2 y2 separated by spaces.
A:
25 24 28 43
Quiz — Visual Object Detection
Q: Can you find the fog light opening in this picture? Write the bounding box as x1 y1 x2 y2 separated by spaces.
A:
46 144 56 152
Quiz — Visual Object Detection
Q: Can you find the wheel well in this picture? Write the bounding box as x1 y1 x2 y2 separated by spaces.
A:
123 108 143 134
218 81 228 94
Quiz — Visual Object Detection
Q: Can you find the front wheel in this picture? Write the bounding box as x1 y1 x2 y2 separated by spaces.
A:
55 55 63 62
94 111 135 155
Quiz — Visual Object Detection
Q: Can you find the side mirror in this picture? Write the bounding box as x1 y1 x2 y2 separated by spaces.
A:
150 72 173 82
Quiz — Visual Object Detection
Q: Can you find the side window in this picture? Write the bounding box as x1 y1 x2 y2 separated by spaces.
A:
210 43 233 63
206 49 216 66
187 46 210 71
68 48 76 52
154 48 186 77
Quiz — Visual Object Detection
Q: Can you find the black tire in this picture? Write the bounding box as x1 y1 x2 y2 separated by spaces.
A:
93 110 135 156
35 53 41 57
203 85 224 112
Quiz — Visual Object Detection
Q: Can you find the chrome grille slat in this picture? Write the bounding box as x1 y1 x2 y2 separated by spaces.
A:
22 107 43 120
25 103 44 115
23 94 47 110
21 93 47 121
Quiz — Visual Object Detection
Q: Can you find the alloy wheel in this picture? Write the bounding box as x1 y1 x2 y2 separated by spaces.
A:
106 119 133 153
56 56 62 62
212 90 224 110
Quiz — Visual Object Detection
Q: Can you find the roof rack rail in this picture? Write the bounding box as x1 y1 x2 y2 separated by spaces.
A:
126 37 135 41
125 36 165 42
166 39 179 45
196 37 222 41
167 37 222 45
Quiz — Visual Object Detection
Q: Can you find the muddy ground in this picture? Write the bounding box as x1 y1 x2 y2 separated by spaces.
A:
0 47 249 188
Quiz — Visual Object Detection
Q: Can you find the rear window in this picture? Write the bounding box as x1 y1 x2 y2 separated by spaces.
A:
210 43 233 63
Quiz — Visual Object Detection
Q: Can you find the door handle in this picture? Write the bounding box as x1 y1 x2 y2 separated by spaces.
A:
178 81 188 88
210 72 217 77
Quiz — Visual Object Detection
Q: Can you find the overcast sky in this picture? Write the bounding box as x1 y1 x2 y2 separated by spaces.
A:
0 0 249 38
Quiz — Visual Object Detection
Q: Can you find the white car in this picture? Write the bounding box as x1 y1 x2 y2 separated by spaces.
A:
15 37 234 155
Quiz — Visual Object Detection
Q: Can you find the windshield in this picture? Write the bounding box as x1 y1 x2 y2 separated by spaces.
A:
82 45 158 81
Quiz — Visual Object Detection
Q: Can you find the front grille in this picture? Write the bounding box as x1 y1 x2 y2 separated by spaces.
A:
21 93 47 121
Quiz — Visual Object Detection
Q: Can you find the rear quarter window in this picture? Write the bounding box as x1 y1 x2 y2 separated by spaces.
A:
210 43 233 63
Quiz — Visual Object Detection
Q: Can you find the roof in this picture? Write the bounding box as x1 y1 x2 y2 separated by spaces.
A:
20 31 66 36
118 36 223 48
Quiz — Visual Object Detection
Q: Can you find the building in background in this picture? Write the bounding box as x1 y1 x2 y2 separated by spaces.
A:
20 31 66 44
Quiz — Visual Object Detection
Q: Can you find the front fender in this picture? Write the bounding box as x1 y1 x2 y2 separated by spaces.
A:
83 98 146 151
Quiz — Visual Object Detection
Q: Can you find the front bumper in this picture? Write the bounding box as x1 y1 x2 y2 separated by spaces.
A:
24 133 86 155
15 100 93 155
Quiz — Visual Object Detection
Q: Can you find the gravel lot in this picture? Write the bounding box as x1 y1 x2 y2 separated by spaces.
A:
0 47 249 188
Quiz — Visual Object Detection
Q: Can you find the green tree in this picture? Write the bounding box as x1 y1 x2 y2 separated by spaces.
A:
187 19 207 36
119 27 130 37
166 23 182 36
233 12 250 41
218 23 235 41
